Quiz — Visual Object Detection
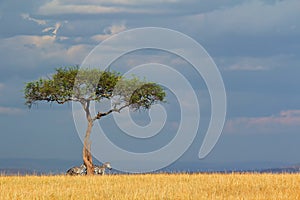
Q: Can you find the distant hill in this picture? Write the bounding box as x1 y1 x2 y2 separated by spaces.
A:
260 165 300 173
0 168 40 175
0 158 299 175
0 158 81 175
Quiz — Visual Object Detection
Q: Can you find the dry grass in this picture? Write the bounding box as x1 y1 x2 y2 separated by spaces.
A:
1 173 300 200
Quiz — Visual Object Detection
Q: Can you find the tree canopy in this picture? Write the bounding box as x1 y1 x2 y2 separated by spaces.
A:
24 66 166 175
24 66 165 112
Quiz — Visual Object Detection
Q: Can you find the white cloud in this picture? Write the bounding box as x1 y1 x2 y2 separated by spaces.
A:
38 0 179 15
225 110 300 135
0 106 24 115
0 35 92 69
21 13 68 39
42 21 68 40
220 54 296 71
77 0 180 4
91 34 111 42
227 65 267 71
42 22 65 38
21 13 47 25
91 23 127 42
66 44 92 62
187 0 300 37
104 23 126 35
38 0 123 15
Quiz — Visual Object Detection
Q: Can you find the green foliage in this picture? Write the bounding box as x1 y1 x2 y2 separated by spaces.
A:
24 66 166 112
130 83 166 110
113 77 165 110
25 66 77 107
73 67 121 101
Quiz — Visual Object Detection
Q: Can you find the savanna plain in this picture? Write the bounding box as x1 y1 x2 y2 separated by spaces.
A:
1 173 300 200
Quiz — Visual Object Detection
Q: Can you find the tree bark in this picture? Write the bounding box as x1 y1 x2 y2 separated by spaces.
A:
83 120 94 175
81 101 128 175
82 101 94 175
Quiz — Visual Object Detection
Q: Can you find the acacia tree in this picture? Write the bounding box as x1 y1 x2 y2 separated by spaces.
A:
24 66 166 175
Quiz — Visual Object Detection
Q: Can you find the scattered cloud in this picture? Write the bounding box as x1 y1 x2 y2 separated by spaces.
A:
225 110 300 135
91 23 127 42
91 34 110 43
187 0 300 37
0 35 92 69
37 0 185 16
21 13 46 25
227 64 267 71
65 44 92 62
104 23 126 35
38 0 124 15
75 0 180 4
21 13 69 38
42 22 66 37
0 106 24 115
220 54 296 71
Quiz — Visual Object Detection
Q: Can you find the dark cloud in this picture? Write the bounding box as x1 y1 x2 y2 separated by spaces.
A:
35 0 246 18
1 0 300 166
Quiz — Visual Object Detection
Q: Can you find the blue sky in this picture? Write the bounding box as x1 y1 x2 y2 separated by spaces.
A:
0 0 300 169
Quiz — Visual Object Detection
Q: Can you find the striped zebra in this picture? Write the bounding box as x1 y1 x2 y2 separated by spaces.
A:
94 162 112 175
66 164 87 176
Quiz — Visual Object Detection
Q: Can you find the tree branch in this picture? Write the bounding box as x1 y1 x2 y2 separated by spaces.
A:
93 104 129 120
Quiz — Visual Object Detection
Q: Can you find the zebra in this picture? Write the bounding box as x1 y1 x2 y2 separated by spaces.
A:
93 162 112 175
66 164 87 176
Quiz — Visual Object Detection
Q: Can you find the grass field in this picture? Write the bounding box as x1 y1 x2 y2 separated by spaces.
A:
1 173 300 200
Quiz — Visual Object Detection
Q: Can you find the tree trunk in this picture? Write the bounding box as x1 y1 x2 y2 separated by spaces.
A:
82 101 94 175
83 119 94 175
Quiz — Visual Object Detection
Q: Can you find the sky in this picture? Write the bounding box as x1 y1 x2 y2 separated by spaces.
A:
0 0 300 171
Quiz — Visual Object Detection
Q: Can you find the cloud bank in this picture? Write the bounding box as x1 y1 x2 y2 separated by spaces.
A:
225 110 300 135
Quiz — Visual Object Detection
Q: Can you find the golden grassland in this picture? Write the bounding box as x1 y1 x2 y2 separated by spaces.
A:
1 173 300 200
